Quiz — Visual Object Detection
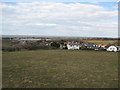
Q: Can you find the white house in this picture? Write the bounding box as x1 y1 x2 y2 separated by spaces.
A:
107 46 120 52
67 43 80 50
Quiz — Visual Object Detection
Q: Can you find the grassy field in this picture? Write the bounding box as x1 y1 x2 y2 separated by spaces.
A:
84 40 117 45
2 50 118 88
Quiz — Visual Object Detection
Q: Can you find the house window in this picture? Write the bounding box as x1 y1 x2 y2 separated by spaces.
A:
110 48 114 50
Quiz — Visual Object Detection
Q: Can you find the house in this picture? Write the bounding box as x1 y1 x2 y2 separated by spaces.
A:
106 46 120 52
67 42 100 50
82 43 100 49
98 44 106 48
67 42 80 50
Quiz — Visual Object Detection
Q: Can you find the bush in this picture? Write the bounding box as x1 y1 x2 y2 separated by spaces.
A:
2 46 16 52
22 44 39 50
2 44 22 52
2 42 60 52
15 47 21 51
51 42 60 48
21 44 53 50
39 44 50 49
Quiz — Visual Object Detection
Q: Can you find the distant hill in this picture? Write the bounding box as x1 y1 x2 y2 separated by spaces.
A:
2 35 120 40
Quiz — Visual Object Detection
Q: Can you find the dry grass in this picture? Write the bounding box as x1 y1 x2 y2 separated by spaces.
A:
2 50 118 88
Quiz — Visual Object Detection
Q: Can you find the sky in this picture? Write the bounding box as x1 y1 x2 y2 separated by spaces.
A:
1 1 118 37
1 0 119 2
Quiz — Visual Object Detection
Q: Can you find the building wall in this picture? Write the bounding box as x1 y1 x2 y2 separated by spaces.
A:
67 44 79 50
107 46 117 52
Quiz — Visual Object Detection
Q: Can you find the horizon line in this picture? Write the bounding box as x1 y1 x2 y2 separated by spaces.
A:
2 35 120 38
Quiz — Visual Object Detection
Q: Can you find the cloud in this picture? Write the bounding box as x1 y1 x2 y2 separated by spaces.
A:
1 2 118 37
36 23 57 26
90 2 99 4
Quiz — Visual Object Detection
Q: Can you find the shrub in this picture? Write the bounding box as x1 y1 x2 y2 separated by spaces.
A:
51 42 60 48
2 46 16 52
15 47 21 51
39 44 50 49
22 44 38 50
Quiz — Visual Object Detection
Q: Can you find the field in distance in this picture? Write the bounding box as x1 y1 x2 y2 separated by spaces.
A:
2 50 118 88
83 40 117 45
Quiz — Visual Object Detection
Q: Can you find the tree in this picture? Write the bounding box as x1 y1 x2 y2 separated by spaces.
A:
51 42 60 48
59 40 65 45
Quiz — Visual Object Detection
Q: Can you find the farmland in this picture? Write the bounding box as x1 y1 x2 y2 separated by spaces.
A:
84 40 117 45
2 50 118 88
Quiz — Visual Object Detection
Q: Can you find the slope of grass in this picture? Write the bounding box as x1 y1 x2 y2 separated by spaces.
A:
2 50 118 88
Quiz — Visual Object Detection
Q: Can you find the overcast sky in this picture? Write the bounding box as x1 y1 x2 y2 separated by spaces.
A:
1 1 118 37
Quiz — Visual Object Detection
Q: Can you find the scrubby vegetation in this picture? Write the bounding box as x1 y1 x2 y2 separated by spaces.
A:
2 39 61 52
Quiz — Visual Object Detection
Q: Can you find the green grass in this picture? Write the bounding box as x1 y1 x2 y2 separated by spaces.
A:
84 40 116 45
2 50 118 88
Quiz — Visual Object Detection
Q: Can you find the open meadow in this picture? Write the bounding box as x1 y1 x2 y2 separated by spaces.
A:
2 50 118 88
